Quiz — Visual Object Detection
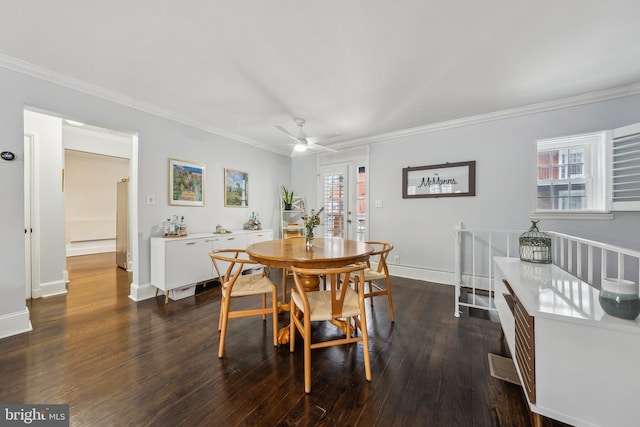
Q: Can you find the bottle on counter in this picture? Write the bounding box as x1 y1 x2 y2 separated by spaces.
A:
179 216 187 236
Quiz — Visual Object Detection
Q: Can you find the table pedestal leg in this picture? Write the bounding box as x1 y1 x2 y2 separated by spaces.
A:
278 273 320 344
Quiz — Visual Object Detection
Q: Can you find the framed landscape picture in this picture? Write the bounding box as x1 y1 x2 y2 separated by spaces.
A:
224 168 248 207
169 158 205 206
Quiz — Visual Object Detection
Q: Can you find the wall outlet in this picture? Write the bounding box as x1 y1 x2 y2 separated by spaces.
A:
375 200 383 208
393 255 400 264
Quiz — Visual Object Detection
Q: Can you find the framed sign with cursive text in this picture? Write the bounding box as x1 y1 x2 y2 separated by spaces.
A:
402 161 475 198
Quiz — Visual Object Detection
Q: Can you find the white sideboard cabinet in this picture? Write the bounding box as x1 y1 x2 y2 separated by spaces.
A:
493 257 640 427
151 229 273 302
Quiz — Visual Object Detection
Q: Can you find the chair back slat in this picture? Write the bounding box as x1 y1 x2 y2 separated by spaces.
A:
330 271 352 317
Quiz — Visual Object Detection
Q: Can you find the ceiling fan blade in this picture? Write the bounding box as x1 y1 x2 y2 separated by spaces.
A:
275 125 303 143
305 132 342 144
307 143 338 153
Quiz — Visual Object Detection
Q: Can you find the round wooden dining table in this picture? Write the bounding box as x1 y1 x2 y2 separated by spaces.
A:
246 237 374 343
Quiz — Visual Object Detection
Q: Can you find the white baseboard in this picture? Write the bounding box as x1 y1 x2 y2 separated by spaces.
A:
384 264 492 291
38 279 68 298
387 264 454 286
459 274 492 291
66 239 116 257
0 307 33 339
128 282 157 302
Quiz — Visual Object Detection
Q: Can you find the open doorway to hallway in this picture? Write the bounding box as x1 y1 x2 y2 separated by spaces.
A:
24 109 138 300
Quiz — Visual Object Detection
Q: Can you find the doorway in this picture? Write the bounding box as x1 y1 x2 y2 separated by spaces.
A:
24 109 138 299
317 147 369 242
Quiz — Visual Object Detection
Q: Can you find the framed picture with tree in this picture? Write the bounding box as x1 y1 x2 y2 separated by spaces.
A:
169 158 205 206
224 168 248 207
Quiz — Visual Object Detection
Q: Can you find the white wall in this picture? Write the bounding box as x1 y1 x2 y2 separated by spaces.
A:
0 67 292 338
65 150 129 255
294 94 640 283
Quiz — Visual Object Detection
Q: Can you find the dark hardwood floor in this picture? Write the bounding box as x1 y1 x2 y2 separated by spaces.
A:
1 253 569 426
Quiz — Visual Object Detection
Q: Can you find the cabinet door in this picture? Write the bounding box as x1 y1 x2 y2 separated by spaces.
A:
246 230 273 246
165 238 212 288
209 235 247 277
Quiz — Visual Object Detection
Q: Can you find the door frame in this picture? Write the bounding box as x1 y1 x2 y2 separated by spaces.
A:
317 146 370 241
24 111 138 299
23 133 40 298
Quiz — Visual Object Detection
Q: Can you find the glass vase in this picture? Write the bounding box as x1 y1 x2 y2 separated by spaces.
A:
305 227 314 247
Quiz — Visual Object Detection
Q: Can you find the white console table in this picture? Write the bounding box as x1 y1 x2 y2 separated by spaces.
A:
150 229 273 302
493 257 640 427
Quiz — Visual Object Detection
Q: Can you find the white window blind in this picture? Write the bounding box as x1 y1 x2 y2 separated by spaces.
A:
611 123 640 211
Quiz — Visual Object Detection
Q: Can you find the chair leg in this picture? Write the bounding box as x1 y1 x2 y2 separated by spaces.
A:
218 294 232 358
271 289 278 347
282 268 289 303
218 294 224 331
385 277 395 323
262 293 267 320
368 281 374 307
359 309 372 382
290 303 296 353
303 314 312 393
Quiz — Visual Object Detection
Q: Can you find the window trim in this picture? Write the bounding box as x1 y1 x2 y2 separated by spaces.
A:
534 131 609 215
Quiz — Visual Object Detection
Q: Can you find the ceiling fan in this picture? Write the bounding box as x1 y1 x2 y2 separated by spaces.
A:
275 118 340 154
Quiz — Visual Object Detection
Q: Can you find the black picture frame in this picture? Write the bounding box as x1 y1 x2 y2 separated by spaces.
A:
402 161 476 198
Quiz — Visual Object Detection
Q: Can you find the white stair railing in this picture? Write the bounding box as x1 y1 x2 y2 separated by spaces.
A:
453 224 640 318
452 223 521 317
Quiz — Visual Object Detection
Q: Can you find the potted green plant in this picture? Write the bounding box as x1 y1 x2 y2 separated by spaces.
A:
281 185 294 210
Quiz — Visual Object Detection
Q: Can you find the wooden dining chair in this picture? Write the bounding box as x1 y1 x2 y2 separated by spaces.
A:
362 241 395 322
209 249 278 358
289 263 371 393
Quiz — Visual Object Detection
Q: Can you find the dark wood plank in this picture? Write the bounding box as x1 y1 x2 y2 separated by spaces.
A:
0 253 571 427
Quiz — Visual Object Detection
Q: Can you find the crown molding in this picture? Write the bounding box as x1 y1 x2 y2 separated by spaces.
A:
3 53 639 154
333 82 640 149
0 53 274 150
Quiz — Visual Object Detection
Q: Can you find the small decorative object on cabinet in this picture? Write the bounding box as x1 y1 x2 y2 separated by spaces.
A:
280 195 305 238
519 220 551 264
599 277 640 320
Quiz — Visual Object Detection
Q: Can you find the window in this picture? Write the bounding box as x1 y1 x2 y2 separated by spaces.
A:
536 132 607 212
321 170 346 238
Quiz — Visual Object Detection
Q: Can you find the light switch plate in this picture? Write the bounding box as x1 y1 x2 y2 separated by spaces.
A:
375 200 383 208
146 194 155 205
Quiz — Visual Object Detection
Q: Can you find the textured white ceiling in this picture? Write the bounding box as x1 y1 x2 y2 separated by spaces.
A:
2 1 640 156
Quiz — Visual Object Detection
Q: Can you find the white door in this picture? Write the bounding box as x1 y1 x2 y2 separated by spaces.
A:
319 163 353 239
